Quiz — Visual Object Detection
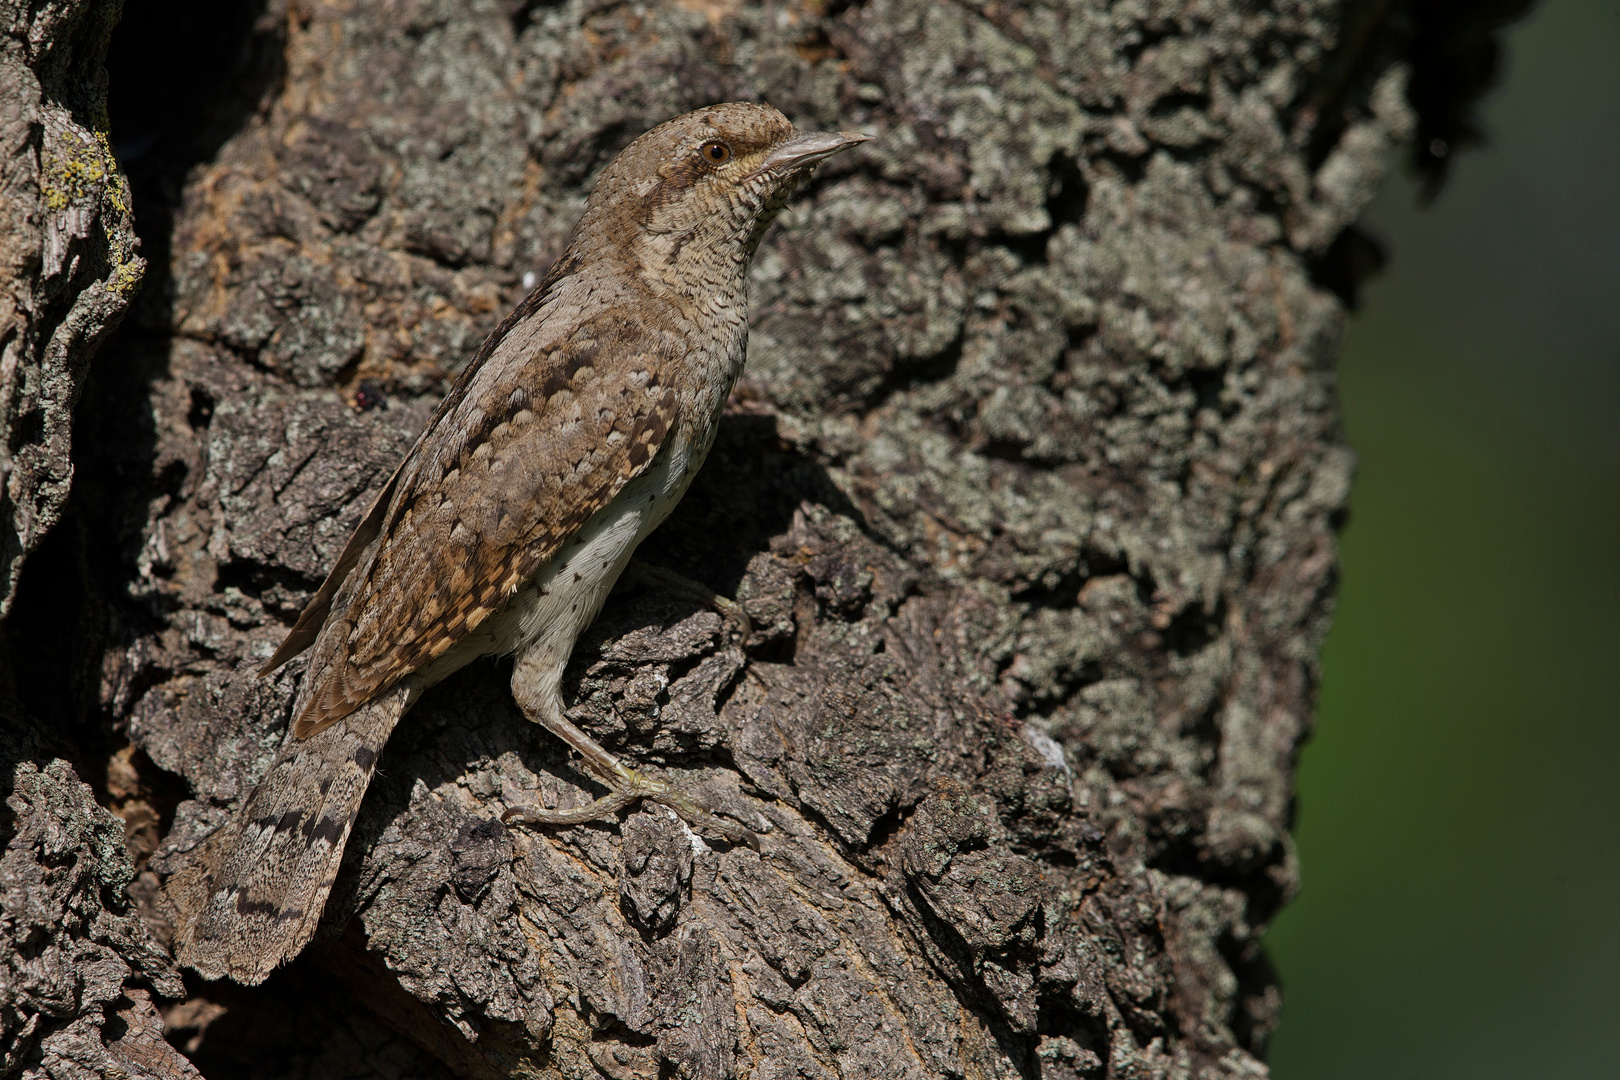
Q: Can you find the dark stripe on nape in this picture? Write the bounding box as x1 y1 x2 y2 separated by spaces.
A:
352 745 378 771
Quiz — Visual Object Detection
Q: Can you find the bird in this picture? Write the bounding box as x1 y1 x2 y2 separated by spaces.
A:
168 102 869 985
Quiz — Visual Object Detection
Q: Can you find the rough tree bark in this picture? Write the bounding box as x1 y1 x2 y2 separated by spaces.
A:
0 2 197 1077
0 0 143 619
0 0 1532 1078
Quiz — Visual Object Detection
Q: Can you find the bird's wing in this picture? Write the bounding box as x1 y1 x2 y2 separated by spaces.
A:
272 307 680 738
257 269 582 678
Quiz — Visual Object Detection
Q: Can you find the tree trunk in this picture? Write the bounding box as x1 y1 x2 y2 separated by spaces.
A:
0 0 1531 1077
0 0 144 621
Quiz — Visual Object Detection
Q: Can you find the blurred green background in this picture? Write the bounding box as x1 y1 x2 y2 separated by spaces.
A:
1264 1 1620 1077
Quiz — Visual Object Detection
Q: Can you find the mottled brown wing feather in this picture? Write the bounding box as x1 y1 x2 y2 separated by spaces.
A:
289 325 679 738
260 250 591 680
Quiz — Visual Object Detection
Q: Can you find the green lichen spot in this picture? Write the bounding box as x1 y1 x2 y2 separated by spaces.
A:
41 134 110 211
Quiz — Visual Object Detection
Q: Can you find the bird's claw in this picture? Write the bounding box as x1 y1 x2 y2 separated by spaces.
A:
503 766 760 850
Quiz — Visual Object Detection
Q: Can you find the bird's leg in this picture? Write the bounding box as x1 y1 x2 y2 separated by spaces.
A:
502 647 759 848
620 560 751 645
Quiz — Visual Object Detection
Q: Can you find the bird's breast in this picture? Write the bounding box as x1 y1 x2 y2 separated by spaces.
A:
476 423 707 663
410 300 746 690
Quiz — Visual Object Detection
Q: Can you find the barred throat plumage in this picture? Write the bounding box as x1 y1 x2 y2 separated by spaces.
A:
168 102 869 984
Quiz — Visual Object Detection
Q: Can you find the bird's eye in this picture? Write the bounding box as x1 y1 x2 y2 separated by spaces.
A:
699 140 732 165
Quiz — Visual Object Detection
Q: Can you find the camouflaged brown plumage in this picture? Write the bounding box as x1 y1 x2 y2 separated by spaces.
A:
169 103 868 984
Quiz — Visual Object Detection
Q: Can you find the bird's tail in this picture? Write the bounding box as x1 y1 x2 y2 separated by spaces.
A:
168 681 413 984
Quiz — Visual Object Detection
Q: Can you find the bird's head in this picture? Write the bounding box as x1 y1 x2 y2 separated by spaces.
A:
576 103 870 288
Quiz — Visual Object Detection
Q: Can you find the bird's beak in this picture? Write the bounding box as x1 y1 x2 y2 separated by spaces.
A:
756 130 872 176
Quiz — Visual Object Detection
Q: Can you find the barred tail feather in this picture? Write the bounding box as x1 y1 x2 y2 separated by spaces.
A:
170 682 413 984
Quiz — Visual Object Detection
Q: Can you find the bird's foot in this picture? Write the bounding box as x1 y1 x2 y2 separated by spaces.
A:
505 674 760 848
622 561 751 644
503 763 760 850
501 790 638 826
